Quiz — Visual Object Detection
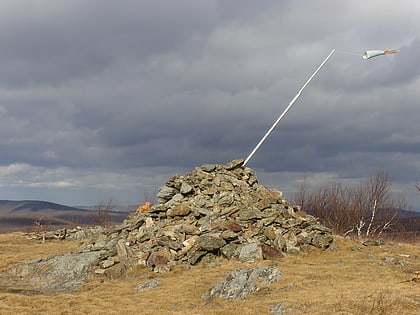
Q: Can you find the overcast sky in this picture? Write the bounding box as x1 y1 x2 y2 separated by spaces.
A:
1 0 420 210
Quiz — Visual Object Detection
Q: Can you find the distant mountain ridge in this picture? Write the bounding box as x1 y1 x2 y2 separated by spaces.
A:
0 200 130 233
0 200 87 213
397 208 420 218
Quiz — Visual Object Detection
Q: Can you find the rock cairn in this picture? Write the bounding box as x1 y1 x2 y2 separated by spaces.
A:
11 159 334 292
80 159 333 275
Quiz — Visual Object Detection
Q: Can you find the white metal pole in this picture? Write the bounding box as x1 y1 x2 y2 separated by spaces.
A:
243 49 336 167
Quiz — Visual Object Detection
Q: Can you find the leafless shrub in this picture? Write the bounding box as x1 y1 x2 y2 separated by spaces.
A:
31 216 54 243
89 198 115 227
293 170 405 239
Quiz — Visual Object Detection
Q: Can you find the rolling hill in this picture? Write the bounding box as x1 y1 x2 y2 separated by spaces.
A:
0 200 130 233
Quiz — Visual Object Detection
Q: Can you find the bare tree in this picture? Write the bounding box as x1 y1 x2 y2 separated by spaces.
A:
89 198 115 227
294 177 309 211
294 170 404 239
363 171 402 238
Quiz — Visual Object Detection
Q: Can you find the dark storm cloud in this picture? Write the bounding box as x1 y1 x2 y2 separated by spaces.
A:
1 0 420 207
0 0 217 86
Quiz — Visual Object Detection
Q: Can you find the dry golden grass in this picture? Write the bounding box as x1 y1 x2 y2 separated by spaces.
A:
0 233 419 315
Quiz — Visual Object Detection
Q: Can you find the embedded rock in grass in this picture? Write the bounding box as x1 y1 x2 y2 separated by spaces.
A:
135 279 161 292
8 251 106 293
202 267 282 300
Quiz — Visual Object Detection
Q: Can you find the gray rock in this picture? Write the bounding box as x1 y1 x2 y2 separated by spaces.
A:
224 159 244 170
203 267 282 300
195 235 226 251
221 243 241 259
239 243 263 262
201 164 217 172
214 192 235 207
270 302 293 314
261 244 283 260
177 224 201 235
157 185 178 203
363 238 385 246
180 182 193 194
238 208 262 221
312 234 334 249
135 279 161 292
9 251 106 292
99 259 115 269
270 302 305 314
187 249 207 265
116 239 128 258
171 193 184 202
147 247 172 273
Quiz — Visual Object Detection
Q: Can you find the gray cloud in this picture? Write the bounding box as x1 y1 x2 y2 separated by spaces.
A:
0 0 420 208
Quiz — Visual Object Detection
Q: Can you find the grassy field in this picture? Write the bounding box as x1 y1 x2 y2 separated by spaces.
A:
0 232 419 315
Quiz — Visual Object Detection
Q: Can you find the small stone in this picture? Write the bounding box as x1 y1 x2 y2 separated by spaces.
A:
171 193 184 202
187 248 207 265
262 244 283 260
363 239 385 247
157 185 178 203
180 182 193 194
99 259 115 269
238 208 262 221
219 230 238 240
224 159 244 170
167 204 191 216
195 235 226 251
90 240 107 251
221 243 241 259
264 226 277 240
147 248 172 273
177 224 201 235
201 164 217 172
134 251 149 266
214 192 234 206
312 234 334 249
135 279 161 292
116 239 128 258
227 221 242 232
94 268 106 275
239 243 263 262
283 231 297 247
145 217 154 228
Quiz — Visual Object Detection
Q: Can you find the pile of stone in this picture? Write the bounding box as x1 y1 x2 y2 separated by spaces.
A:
9 159 333 292
79 159 333 275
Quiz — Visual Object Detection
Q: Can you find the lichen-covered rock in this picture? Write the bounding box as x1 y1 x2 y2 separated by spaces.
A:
135 279 160 292
239 243 263 262
202 267 282 300
9 251 106 292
